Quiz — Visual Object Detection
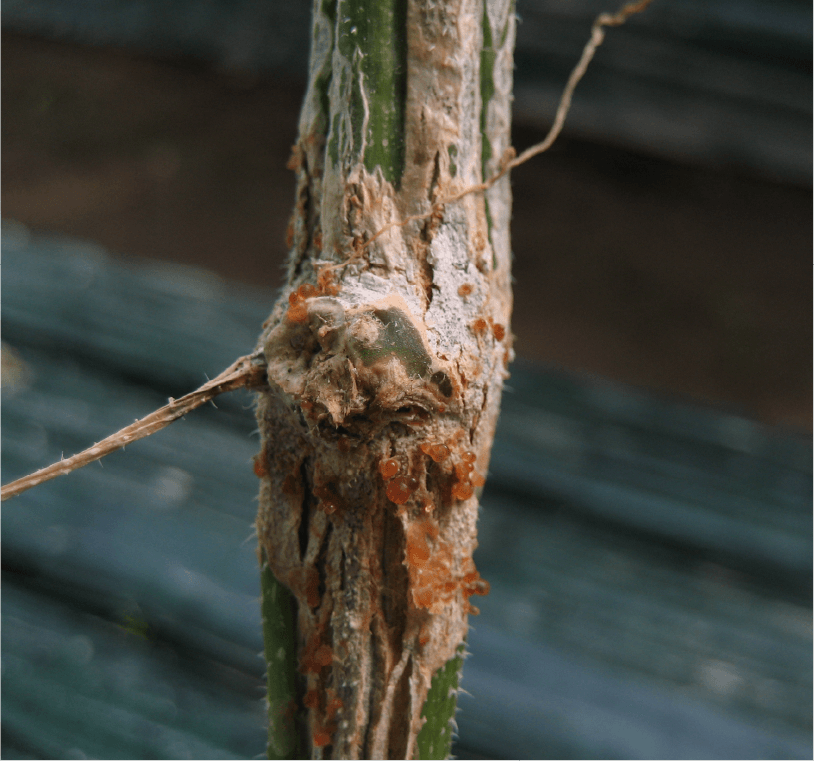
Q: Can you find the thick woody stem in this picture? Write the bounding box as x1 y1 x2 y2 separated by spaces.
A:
255 0 514 757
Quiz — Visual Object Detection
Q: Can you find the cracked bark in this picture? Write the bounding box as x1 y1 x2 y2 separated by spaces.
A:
255 0 515 757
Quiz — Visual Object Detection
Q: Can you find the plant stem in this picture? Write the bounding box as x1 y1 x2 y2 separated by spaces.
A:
261 560 301 759
256 0 515 756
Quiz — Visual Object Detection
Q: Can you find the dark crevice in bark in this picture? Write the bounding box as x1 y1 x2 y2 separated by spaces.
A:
430 370 453 398
382 503 409 638
428 149 441 202
290 157 314 279
316 518 333 604
297 461 312 562
387 654 413 759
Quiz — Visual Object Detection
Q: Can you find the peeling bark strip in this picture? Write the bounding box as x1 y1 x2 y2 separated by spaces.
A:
256 0 515 757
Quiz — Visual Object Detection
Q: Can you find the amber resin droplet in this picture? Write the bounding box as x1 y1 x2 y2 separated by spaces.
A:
451 481 475 500
314 483 341 514
317 268 340 296
326 694 343 719
286 300 308 322
303 689 320 709
420 442 451 463
413 588 434 608
454 461 474 480
378 458 400 480
386 475 418 505
314 644 333 667
253 456 268 478
407 541 431 567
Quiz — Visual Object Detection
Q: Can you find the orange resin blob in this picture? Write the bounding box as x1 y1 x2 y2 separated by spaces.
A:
405 517 439 570
420 442 451 463
314 644 333 667
416 558 445 585
313 484 341 514
253 456 268 478
413 588 434 608
470 472 486 487
287 304 308 323
451 481 475 500
317 268 340 296
461 451 477 464
454 461 474 480
386 475 418 505
457 283 474 297
420 517 439 540
378 458 400 480
287 284 322 322
407 541 431 567
472 318 488 334
303 689 320 710
312 728 333 748
326 694 343 720
300 634 329 674
463 573 491 598
492 322 506 341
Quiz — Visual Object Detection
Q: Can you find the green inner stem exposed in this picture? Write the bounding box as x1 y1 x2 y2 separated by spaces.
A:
261 560 300 759
416 643 466 759
336 0 407 184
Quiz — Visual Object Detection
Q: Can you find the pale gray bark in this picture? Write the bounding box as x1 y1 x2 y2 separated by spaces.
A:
255 0 515 756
